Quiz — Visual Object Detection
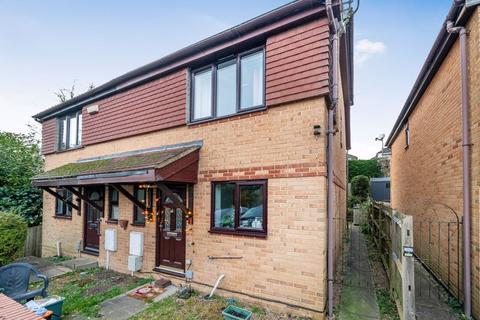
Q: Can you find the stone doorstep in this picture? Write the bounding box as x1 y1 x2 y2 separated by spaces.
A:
60 257 98 271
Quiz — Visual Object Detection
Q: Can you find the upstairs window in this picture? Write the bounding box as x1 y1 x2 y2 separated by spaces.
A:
58 111 82 150
191 48 265 122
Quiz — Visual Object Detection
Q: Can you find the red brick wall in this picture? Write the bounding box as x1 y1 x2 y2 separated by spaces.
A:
390 8 480 317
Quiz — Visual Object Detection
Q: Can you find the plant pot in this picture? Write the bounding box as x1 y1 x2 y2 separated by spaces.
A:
119 220 128 230
222 305 252 320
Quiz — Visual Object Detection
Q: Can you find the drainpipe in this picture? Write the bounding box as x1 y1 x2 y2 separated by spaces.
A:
446 16 471 319
325 0 340 319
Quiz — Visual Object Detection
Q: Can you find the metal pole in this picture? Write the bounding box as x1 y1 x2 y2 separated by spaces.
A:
446 19 471 318
459 28 471 318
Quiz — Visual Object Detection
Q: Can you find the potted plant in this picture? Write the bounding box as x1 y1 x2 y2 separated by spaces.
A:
222 305 252 320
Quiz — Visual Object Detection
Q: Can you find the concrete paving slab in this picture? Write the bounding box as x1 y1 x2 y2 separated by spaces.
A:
99 295 146 320
414 260 460 320
99 283 178 320
16 256 73 282
60 257 98 270
153 285 178 302
338 226 380 320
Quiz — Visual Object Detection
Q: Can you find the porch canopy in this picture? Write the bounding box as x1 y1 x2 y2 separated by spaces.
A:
32 141 201 213
32 141 201 188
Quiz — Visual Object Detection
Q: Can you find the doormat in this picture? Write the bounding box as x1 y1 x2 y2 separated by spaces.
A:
127 284 165 302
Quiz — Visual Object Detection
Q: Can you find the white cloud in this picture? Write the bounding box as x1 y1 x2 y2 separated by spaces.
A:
355 39 386 65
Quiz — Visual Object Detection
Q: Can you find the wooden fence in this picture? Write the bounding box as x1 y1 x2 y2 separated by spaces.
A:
24 225 42 257
368 202 415 320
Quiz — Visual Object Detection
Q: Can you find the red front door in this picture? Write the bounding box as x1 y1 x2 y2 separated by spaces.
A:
156 186 186 270
84 186 104 253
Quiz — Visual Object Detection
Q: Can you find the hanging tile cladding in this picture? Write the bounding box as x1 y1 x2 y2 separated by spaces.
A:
40 18 332 154
41 118 56 155
82 69 187 146
265 18 330 106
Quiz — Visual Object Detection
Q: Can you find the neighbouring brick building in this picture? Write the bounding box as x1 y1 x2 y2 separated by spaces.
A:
32 1 354 318
386 1 479 318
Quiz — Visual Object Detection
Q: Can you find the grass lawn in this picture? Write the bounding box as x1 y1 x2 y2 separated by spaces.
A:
131 290 312 320
43 268 151 318
42 268 312 319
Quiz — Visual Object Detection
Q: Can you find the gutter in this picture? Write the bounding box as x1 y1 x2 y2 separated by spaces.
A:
325 0 341 318
446 6 472 318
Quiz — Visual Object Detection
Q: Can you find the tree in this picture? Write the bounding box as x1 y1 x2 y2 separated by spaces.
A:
53 81 95 102
0 130 44 226
351 175 370 202
348 159 382 182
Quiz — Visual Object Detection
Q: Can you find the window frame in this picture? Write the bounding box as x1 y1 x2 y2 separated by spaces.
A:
57 111 82 151
55 188 73 219
108 188 120 222
210 180 267 237
189 46 266 123
132 185 153 226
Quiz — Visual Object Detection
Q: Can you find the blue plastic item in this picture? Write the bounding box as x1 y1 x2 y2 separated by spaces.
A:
39 296 64 320
0 263 48 302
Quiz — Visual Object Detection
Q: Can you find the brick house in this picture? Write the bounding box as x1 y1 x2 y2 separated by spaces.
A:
386 1 479 318
32 1 354 318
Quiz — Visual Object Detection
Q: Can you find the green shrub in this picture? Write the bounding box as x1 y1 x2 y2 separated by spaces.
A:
348 159 382 181
0 211 28 266
347 194 361 208
351 175 370 201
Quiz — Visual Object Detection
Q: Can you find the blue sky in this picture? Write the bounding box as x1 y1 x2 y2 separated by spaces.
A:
0 0 452 158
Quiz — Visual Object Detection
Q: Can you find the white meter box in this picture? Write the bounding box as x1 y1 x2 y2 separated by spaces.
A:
129 231 144 256
128 255 143 272
104 229 117 251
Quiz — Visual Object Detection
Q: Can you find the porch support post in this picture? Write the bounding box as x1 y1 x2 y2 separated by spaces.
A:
65 186 104 213
41 186 80 211
109 184 146 212
156 183 189 213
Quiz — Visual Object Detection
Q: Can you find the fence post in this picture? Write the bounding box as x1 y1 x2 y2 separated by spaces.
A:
390 210 415 320
23 225 42 257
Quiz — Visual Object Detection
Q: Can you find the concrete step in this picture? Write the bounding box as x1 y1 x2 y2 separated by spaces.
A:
60 257 98 271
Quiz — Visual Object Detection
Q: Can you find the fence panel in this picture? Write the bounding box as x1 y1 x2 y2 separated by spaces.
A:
369 202 415 320
24 225 42 257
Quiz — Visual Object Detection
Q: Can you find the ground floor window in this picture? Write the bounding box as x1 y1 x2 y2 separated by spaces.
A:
55 188 73 217
133 185 153 225
211 180 267 236
109 188 119 221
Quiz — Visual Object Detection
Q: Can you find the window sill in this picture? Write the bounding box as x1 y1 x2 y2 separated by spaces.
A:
130 222 146 227
53 215 72 220
106 220 118 224
188 106 266 126
54 145 85 154
209 229 267 238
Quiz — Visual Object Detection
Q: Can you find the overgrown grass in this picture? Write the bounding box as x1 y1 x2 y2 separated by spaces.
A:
132 290 311 320
45 268 151 317
376 289 400 320
362 226 400 320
